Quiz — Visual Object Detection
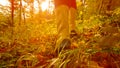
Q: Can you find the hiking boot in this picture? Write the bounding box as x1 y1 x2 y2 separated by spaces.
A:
70 30 78 38
56 39 71 54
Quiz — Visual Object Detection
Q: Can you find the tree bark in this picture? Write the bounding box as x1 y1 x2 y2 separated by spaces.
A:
19 0 22 25
11 0 14 26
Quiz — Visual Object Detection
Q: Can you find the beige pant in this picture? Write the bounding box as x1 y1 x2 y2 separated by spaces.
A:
55 5 77 51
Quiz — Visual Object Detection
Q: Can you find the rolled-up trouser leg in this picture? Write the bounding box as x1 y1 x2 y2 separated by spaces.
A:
54 5 70 52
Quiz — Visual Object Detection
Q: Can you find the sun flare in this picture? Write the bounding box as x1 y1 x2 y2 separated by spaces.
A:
41 0 49 11
0 0 10 6
0 0 54 13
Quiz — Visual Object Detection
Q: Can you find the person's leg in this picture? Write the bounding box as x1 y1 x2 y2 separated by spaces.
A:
69 8 77 31
54 5 70 53
69 8 78 38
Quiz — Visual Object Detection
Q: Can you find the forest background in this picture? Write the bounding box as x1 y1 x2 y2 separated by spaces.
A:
0 0 120 68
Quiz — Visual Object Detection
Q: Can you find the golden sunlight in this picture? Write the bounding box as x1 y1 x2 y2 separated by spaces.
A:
41 0 49 11
0 0 10 6
0 0 54 13
34 0 39 13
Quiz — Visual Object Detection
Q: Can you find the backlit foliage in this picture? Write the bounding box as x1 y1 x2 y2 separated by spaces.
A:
0 0 120 68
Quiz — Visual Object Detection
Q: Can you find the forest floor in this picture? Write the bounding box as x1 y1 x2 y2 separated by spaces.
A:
31 26 120 68
0 19 120 68
18 23 120 68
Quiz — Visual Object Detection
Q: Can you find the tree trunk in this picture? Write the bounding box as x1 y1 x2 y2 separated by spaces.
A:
19 0 22 25
11 0 14 39
11 0 14 26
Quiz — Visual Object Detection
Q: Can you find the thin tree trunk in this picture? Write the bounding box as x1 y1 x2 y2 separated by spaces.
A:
11 0 14 39
11 0 14 26
19 0 22 25
23 7 26 23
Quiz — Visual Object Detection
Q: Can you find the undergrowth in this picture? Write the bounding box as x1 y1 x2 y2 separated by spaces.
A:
0 7 120 68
